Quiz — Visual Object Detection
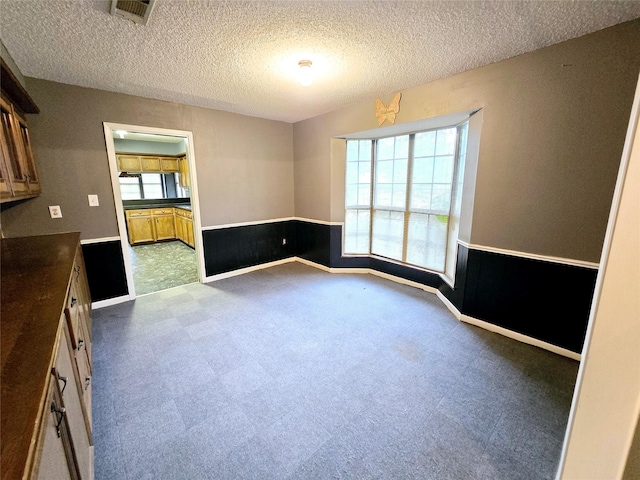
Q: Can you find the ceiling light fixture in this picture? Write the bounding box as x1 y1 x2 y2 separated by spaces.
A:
297 60 314 87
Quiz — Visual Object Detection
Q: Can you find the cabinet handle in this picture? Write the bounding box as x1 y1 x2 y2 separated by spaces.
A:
71 297 77 307
57 372 67 396
51 402 66 438
77 338 84 350
85 376 91 390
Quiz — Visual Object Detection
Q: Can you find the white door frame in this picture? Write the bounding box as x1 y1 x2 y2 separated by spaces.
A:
103 122 205 299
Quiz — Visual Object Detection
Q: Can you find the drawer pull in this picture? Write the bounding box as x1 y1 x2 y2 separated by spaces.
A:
70 297 77 307
57 372 67 396
51 402 66 438
85 376 91 390
77 338 84 350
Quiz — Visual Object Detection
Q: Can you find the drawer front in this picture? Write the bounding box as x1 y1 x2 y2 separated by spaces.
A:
175 208 192 219
126 209 151 217
153 208 174 215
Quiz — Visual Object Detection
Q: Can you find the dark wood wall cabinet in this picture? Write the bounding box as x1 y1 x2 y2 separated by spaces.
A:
1 232 94 479
0 58 41 204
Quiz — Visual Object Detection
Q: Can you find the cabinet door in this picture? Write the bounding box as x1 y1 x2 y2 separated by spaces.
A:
127 213 154 245
186 219 195 248
179 157 189 187
160 157 179 172
0 96 29 195
117 155 141 172
0 138 14 200
56 320 92 480
74 317 92 436
154 214 176 241
14 111 40 194
175 214 185 243
140 156 161 171
36 374 78 480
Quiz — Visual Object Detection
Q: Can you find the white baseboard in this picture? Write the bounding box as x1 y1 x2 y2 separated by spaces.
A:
204 257 296 282
92 295 131 309
460 314 581 360
293 257 581 361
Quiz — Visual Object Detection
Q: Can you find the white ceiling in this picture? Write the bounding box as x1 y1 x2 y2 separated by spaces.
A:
1 1 639 123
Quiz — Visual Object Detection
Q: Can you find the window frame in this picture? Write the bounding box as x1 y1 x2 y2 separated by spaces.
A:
343 119 469 277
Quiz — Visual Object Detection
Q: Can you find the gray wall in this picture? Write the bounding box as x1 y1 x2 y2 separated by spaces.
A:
0 79 294 240
293 19 640 263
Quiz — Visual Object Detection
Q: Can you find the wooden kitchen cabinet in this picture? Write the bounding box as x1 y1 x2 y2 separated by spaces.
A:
126 207 178 245
178 155 189 188
153 208 176 241
0 59 41 204
1 233 93 480
116 154 181 173
126 209 155 244
0 95 41 202
116 154 141 171
175 207 194 248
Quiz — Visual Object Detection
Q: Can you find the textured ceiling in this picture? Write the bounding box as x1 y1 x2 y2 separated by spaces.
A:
1 0 639 123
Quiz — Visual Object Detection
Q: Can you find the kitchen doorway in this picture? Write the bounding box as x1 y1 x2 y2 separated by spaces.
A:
103 123 205 299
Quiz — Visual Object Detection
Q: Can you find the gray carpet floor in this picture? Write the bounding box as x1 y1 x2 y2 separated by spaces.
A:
92 262 579 479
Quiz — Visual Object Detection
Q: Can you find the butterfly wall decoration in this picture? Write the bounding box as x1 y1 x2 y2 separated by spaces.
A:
375 92 402 126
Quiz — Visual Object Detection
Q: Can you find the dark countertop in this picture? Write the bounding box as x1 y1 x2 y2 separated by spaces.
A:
123 203 191 211
1 232 80 479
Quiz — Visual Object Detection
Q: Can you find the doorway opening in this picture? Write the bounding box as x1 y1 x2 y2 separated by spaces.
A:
103 123 205 299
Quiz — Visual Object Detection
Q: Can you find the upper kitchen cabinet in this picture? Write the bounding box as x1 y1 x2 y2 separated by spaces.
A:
0 58 41 204
116 154 181 173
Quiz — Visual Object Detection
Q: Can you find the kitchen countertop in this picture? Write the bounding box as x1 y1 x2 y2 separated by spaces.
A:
123 203 191 211
1 232 80 479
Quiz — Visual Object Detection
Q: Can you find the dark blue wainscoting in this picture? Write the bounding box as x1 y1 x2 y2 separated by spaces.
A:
456 247 598 353
202 221 296 276
82 240 129 302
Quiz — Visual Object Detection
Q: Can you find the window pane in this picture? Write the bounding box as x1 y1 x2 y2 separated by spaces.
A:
375 184 392 207
410 183 432 210
372 210 404 261
394 135 409 158
346 162 358 185
415 131 436 157
344 209 370 254
119 177 141 200
377 137 395 160
357 184 370 205
377 160 393 183
431 184 452 212
433 155 454 183
413 156 434 184
392 185 406 209
393 158 408 183
358 140 372 161
435 128 457 155
358 161 371 183
347 141 358 161
141 173 163 199
406 213 448 271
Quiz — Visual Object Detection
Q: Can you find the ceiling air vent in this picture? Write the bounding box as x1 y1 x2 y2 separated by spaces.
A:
110 0 156 25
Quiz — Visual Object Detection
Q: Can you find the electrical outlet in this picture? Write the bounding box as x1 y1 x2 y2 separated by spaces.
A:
88 194 99 206
282 238 287 245
49 206 62 218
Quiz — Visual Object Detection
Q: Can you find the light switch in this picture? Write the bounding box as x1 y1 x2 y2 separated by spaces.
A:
49 206 62 218
88 194 99 206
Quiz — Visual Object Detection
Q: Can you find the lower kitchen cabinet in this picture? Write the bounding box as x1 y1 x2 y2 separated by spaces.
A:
126 209 155 244
153 208 176 241
1 233 93 480
126 208 177 245
175 207 194 248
